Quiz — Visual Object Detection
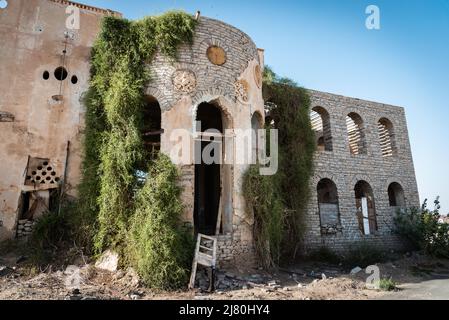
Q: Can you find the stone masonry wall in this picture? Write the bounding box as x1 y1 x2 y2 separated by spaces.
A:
303 90 420 253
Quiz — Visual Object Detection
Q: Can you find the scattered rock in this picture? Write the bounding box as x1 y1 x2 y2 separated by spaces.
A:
95 250 119 272
0 266 12 277
350 267 363 275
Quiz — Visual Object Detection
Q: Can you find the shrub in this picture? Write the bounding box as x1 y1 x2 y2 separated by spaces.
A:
379 278 397 291
127 155 194 289
394 197 449 258
343 241 386 267
306 247 341 264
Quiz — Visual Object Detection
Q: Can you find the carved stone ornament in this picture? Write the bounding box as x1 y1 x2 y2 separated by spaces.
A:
254 64 262 88
234 79 249 103
172 69 197 94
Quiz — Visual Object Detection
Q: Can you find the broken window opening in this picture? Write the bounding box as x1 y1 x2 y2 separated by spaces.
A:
142 95 162 162
378 118 397 157
43 71 50 80
354 180 377 235
310 106 333 152
388 182 405 207
71 75 78 84
317 178 341 234
18 189 58 221
0 111 14 122
346 112 367 155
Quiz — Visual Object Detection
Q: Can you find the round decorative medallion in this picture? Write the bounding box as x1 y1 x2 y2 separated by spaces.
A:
206 45 227 66
172 69 196 94
254 64 262 88
234 80 249 103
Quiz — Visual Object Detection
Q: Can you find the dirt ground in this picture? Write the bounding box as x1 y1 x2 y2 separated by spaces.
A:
1 251 448 300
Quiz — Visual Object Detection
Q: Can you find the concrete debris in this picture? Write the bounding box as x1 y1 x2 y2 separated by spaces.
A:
350 267 363 275
95 250 119 272
0 266 12 277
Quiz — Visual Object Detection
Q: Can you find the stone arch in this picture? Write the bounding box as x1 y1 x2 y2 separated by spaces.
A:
346 112 367 155
191 92 235 130
310 106 333 151
145 87 170 110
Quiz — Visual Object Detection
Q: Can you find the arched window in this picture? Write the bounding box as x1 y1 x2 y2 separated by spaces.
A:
354 180 377 235
317 178 340 233
346 112 367 155
310 106 332 151
378 118 397 157
388 182 405 207
251 112 263 163
142 95 162 160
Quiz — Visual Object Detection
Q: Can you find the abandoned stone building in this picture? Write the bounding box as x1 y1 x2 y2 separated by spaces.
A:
0 0 419 264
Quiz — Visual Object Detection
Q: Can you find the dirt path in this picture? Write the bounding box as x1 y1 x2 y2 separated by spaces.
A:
1 251 448 300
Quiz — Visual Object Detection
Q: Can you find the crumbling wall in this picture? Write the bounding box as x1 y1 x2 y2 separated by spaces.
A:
0 0 119 240
303 90 420 253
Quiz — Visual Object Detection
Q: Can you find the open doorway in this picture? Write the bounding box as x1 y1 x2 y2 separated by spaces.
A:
194 102 223 235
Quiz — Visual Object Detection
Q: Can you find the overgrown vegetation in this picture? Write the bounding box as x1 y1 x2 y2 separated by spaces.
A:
26 12 197 289
243 66 316 268
243 164 284 269
128 155 193 289
394 197 449 258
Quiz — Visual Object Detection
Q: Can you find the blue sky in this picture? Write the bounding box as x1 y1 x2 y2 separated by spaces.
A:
81 0 449 214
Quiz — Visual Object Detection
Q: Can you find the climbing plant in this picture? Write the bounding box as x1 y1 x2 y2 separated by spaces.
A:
244 66 316 267
74 12 197 288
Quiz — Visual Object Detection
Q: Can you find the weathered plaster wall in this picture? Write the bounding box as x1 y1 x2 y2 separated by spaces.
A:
0 0 119 240
303 90 420 253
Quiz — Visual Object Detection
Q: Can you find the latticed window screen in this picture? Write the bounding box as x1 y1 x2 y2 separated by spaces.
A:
24 157 60 187
346 113 366 155
378 118 396 157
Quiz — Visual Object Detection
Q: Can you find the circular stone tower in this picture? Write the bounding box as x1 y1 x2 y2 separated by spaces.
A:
144 16 265 268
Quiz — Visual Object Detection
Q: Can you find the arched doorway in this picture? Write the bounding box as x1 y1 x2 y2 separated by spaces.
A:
354 180 377 235
194 102 224 235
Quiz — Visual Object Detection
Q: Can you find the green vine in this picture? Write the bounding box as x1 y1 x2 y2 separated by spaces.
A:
243 66 316 268
75 11 197 288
